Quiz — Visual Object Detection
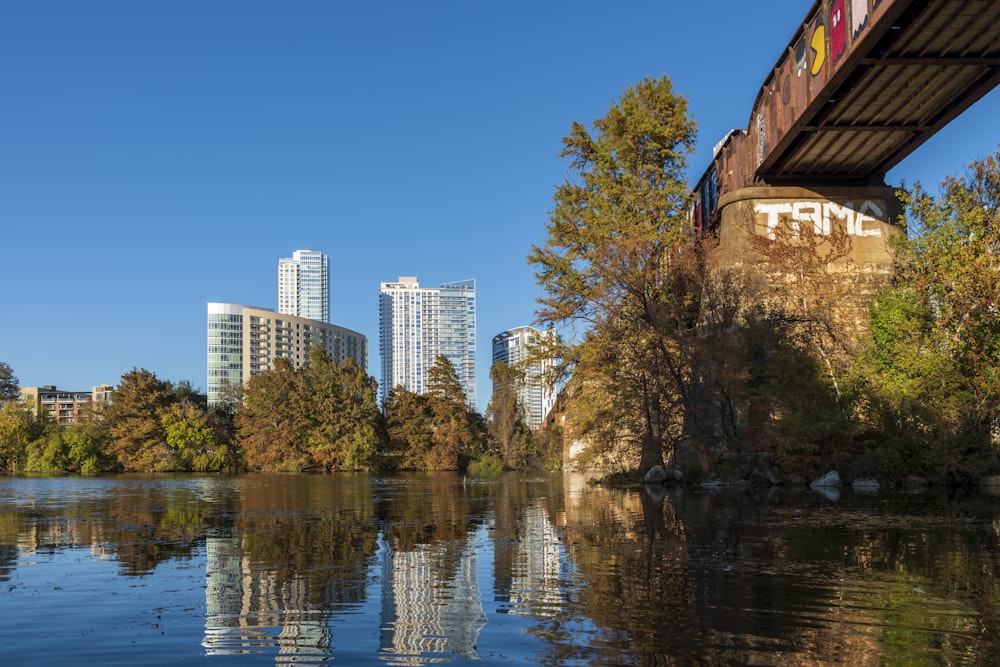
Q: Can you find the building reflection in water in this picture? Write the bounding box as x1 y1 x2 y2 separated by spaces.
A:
202 526 490 664
203 529 333 663
493 499 567 618
378 535 487 664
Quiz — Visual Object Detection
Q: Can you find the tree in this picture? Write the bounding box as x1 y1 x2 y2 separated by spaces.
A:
487 361 523 468
384 385 434 470
235 358 311 471
427 354 468 406
161 402 231 472
0 362 18 402
528 76 698 475
0 401 35 473
169 379 207 408
305 347 381 471
64 422 115 473
849 290 969 476
426 355 474 470
103 368 175 472
850 146 1000 475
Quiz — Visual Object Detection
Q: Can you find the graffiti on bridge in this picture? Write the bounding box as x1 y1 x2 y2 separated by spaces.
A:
753 200 885 240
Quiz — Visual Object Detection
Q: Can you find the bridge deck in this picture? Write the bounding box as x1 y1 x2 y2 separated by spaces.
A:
760 0 1000 184
692 0 1000 233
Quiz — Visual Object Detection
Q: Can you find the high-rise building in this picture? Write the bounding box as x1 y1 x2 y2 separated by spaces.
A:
492 326 557 429
206 303 366 406
278 250 329 323
378 276 477 409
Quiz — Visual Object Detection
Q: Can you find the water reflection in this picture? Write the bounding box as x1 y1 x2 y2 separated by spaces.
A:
0 473 999 665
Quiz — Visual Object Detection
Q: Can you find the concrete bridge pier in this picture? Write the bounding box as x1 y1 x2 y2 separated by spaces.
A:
708 184 901 333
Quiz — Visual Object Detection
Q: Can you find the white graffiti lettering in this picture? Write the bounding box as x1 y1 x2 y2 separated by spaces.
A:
754 200 884 239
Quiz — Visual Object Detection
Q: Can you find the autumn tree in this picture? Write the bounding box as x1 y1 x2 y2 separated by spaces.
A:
104 368 175 472
487 361 523 468
744 204 857 399
528 76 698 476
383 385 434 470
426 355 475 470
235 358 311 471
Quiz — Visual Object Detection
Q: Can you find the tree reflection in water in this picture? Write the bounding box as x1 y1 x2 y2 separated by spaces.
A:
0 473 998 665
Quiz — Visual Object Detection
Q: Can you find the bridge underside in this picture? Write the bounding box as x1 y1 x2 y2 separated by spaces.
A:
759 0 1000 186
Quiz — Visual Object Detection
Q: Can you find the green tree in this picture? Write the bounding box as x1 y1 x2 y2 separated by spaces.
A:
485 361 544 470
161 401 232 472
169 379 207 408
850 147 1000 475
305 347 381 471
849 290 969 476
235 358 311 471
104 368 175 471
64 422 116 473
0 401 36 473
528 76 698 475
0 362 18 402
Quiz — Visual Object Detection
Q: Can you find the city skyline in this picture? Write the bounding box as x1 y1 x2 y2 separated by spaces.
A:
3 1 998 413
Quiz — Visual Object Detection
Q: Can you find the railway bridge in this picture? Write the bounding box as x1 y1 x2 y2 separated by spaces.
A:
562 0 1000 471
691 0 1000 330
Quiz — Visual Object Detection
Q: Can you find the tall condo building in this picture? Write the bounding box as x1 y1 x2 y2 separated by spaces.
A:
492 326 557 429
206 303 366 406
278 250 329 323
379 276 477 409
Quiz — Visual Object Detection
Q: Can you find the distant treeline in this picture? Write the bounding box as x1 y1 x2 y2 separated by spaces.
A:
0 350 560 475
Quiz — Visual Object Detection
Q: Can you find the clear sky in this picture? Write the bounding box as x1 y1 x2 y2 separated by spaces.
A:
3 1 998 412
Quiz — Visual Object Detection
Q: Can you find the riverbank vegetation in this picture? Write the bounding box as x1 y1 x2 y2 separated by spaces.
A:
0 349 558 475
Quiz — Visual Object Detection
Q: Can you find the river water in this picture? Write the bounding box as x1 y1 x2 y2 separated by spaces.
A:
0 472 997 665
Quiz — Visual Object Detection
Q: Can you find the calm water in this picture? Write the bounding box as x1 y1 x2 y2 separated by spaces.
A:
1 473 998 666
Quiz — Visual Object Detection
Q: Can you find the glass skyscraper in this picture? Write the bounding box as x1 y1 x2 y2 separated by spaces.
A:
491 325 557 428
378 276 477 409
278 250 329 323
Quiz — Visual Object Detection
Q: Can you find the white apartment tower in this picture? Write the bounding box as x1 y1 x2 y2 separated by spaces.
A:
278 250 329 323
379 276 477 409
492 326 557 429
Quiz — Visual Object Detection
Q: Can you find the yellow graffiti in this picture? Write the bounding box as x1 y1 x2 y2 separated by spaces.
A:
810 24 826 76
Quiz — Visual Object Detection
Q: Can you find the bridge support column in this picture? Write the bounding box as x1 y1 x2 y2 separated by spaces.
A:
675 185 903 475
709 185 901 331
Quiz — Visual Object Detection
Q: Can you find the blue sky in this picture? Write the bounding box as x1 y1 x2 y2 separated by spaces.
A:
3 1 998 412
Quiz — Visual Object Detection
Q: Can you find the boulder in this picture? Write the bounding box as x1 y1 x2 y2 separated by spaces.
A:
644 465 668 484
810 470 842 488
852 478 880 493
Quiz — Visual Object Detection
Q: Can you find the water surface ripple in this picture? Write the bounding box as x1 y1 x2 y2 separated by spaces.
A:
1 473 998 665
